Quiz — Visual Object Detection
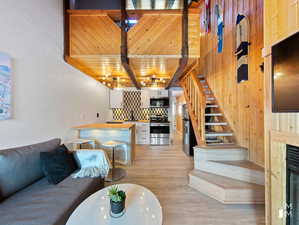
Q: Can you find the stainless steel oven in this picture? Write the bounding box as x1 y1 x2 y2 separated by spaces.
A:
150 123 170 145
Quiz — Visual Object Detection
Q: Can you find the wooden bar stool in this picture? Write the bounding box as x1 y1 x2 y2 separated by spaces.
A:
102 141 127 181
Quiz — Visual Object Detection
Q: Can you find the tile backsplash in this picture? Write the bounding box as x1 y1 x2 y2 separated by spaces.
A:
112 91 168 120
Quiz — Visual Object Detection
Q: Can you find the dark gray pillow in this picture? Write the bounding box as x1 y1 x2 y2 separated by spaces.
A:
40 145 77 184
0 139 61 200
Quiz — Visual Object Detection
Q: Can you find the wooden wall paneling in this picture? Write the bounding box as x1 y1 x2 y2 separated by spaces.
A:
198 0 264 166
270 141 286 225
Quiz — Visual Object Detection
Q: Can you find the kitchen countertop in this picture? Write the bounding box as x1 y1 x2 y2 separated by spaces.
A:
73 123 136 129
109 120 150 123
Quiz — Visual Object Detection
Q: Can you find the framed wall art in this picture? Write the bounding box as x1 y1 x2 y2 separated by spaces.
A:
0 52 12 120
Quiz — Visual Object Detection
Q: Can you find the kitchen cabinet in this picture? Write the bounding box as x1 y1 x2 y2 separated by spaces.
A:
136 122 150 145
141 90 150 108
109 90 123 108
149 90 169 98
124 121 150 144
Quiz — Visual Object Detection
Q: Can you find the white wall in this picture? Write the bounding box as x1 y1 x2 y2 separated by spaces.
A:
0 0 110 149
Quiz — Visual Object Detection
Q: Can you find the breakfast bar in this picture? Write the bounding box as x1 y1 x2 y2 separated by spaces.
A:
72 123 136 165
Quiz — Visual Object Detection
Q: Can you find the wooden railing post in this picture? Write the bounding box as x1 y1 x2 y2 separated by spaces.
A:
181 71 207 146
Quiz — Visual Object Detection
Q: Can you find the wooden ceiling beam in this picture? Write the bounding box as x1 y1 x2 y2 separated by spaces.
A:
121 0 141 89
166 0 189 89
63 0 70 60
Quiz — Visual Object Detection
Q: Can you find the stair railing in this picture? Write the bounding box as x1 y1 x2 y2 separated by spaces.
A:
181 71 206 146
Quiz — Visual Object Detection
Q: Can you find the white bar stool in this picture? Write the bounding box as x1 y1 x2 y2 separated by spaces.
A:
66 139 96 150
102 141 127 181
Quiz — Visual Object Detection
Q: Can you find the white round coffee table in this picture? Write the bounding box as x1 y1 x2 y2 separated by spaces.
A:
66 184 163 225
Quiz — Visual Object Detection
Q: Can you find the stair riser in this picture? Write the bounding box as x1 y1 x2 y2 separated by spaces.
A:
225 189 265 204
194 149 248 162
189 174 226 203
189 174 265 204
195 161 265 185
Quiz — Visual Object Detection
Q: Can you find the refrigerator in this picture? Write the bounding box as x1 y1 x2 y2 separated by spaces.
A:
182 104 197 156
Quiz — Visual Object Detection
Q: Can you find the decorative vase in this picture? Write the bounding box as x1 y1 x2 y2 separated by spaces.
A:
110 199 126 215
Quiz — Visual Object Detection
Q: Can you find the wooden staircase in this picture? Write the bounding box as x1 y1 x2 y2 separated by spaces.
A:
181 72 265 204
181 73 236 146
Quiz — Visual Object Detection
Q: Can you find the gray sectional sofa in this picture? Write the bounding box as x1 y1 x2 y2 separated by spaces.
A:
0 139 104 225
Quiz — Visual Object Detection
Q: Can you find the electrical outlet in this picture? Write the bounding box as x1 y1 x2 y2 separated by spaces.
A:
96 113 100 118
80 113 86 120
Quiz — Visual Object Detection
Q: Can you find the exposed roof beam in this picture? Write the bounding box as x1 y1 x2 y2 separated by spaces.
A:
121 0 141 89
166 0 189 89
63 0 71 61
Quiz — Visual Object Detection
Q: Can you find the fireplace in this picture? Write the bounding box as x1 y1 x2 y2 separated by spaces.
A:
286 145 299 225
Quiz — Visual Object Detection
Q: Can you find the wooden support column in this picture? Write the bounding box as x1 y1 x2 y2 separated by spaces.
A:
121 0 141 89
166 0 189 89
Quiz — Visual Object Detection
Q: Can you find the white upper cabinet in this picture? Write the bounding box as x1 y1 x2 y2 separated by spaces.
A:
149 90 169 98
141 90 150 108
157 90 169 98
109 90 123 108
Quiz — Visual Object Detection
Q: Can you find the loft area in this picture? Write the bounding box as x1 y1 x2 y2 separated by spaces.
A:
65 0 200 89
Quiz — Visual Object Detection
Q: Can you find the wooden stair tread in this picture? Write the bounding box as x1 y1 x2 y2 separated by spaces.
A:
190 170 264 190
207 143 235 146
205 122 228 126
210 160 264 172
205 113 222 116
206 139 223 143
195 144 247 150
205 104 218 108
206 132 233 137
189 170 265 204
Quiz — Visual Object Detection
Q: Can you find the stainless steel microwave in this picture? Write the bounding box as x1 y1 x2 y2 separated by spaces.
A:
150 98 169 108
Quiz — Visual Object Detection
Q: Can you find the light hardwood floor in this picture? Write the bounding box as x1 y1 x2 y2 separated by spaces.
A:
109 134 265 225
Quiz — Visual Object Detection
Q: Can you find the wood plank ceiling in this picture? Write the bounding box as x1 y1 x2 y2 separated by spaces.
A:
65 8 200 88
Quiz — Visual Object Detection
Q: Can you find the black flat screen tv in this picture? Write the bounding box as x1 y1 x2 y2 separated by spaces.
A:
272 31 299 112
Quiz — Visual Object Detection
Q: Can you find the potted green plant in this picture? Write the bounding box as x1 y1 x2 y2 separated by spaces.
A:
108 185 126 215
